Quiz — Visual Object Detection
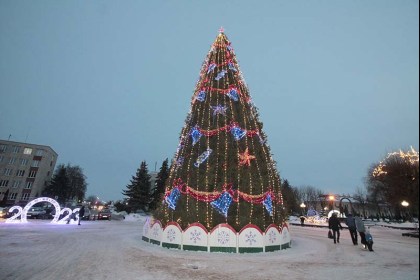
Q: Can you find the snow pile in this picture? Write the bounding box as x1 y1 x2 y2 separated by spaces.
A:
123 213 147 223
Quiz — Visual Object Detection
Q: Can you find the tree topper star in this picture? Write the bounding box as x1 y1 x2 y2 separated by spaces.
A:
239 148 256 166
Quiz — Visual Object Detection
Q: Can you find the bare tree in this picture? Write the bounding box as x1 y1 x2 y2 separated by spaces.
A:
353 186 368 217
298 185 324 211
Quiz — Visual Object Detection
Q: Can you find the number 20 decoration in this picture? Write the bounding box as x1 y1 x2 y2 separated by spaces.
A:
5 197 80 224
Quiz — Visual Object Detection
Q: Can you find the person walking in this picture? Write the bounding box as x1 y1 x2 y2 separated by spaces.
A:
328 213 343 244
355 215 367 248
78 205 85 226
300 216 305 226
346 213 358 245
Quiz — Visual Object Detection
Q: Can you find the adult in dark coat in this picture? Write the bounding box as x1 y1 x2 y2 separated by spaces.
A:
346 213 358 245
328 213 343 244
355 216 367 247
78 206 85 226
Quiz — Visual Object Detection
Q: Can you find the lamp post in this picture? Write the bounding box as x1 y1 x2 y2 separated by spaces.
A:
401 200 410 222
300 202 306 216
328 195 335 210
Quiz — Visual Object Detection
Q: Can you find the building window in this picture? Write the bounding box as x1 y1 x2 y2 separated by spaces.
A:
20 158 28 166
0 144 7 153
28 170 37 178
4 168 13 176
25 181 33 189
23 148 33 155
12 181 21 188
8 157 16 165
35 149 44 156
8 193 17 200
16 170 25 177
21 193 30 201
31 160 41 167
0 180 9 187
12 146 20 153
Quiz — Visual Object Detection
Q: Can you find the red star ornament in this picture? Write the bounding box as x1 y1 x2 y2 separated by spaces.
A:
239 148 256 166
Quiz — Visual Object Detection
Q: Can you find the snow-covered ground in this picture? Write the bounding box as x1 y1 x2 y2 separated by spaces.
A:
0 215 418 280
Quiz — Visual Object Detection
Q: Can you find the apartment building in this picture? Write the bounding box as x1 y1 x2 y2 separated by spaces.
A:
0 140 58 206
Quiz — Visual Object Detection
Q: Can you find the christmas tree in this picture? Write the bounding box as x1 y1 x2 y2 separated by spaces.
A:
154 28 285 232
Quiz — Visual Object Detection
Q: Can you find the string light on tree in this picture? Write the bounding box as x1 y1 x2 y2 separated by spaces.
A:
152 29 286 233
373 147 419 178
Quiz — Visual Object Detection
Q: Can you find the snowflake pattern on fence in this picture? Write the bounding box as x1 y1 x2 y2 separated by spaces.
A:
282 229 289 240
152 226 160 238
217 230 230 245
143 224 149 236
143 218 150 236
189 229 202 244
268 230 277 244
245 231 257 246
166 228 176 242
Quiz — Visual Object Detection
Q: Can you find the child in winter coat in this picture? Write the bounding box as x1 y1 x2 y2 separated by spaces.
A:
355 216 374 251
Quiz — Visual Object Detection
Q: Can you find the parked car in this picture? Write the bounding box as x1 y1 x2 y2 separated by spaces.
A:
27 207 46 219
79 207 91 221
97 209 112 220
4 207 17 218
38 208 57 220
0 207 6 219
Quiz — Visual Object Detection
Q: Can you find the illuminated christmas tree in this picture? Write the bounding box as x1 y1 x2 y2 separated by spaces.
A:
154 29 285 232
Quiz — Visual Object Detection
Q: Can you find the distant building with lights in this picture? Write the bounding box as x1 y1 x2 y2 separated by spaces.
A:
0 140 58 206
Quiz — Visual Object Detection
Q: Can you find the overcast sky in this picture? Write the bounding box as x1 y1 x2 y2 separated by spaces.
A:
1 1 418 202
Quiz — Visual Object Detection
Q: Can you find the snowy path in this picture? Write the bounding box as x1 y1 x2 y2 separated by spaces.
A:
0 219 418 280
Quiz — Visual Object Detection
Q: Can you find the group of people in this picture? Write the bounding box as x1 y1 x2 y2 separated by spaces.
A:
328 212 373 251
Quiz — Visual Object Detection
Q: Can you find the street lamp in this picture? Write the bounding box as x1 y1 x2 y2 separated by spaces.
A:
401 200 410 222
300 202 306 216
328 195 335 210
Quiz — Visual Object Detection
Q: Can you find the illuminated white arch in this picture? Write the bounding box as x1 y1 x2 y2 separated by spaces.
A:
327 210 342 219
21 197 61 223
